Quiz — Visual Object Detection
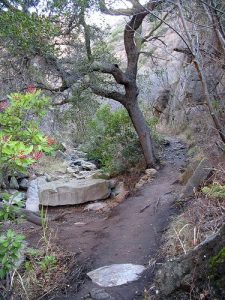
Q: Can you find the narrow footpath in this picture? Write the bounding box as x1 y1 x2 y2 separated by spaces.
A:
55 137 187 300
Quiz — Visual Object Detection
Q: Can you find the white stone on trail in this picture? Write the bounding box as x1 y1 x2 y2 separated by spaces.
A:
87 264 146 287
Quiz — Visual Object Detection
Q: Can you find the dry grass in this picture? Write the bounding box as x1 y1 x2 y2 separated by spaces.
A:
162 165 225 258
11 225 84 300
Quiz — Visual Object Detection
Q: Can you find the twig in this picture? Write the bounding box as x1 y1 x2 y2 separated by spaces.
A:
154 196 161 213
173 226 187 254
140 203 151 213
16 270 30 300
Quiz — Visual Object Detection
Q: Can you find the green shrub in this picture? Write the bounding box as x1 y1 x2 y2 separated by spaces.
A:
0 229 25 279
0 193 24 222
0 90 55 186
202 184 225 199
209 247 225 296
0 89 56 289
82 104 158 175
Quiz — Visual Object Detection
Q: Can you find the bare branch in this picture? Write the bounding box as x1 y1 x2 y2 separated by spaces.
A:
142 12 170 44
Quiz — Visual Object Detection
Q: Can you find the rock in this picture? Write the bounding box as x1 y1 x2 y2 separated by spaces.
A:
55 150 68 160
79 171 96 178
90 288 114 300
114 190 130 204
70 159 85 166
111 181 125 197
39 178 111 206
16 172 29 180
91 170 110 180
70 149 87 159
19 178 29 190
26 178 42 212
153 89 170 117
135 169 157 189
9 176 19 190
155 224 225 298
81 161 97 171
45 173 52 182
135 179 145 189
66 166 80 174
87 264 146 287
145 168 157 177
181 158 213 198
84 202 108 211
74 222 86 226
109 179 117 189
72 173 86 180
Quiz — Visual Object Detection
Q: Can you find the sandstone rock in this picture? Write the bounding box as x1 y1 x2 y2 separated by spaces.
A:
90 288 114 300
145 168 157 177
19 178 29 190
135 179 145 189
155 224 225 298
111 181 125 197
26 177 46 212
72 173 86 179
135 169 157 189
84 202 108 211
9 176 19 190
87 264 146 287
109 179 117 189
74 222 86 226
81 161 97 171
39 178 111 206
91 170 110 180
70 149 87 159
66 166 80 174
55 150 68 160
70 159 84 166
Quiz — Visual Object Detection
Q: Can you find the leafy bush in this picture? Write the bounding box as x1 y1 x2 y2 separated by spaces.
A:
202 184 225 199
0 230 25 279
0 89 56 291
82 104 141 174
0 193 24 222
0 90 55 186
83 104 158 175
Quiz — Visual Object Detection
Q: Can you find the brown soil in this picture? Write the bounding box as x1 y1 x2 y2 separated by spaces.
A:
9 137 188 300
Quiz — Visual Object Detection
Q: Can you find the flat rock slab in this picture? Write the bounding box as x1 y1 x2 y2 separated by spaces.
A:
87 264 146 287
39 178 111 206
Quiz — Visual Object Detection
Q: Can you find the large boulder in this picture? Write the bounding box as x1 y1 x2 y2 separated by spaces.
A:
39 178 111 206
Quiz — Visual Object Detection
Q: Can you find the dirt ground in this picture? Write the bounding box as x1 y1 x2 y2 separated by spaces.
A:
10 137 187 300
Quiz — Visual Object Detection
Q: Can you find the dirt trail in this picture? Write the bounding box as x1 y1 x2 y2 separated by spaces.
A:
53 137 187 300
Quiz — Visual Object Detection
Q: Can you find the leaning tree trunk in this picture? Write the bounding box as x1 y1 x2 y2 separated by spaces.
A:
125 101 157 168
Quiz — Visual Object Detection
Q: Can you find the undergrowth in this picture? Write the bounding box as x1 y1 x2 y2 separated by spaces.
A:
82 104 160 175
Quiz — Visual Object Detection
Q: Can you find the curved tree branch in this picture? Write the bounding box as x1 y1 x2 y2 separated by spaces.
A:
91 62 128 84
89 83 126 104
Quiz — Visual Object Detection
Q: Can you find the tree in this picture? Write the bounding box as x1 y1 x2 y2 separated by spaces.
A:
2 0 224 166
86 1 163 167
0 0 164 168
